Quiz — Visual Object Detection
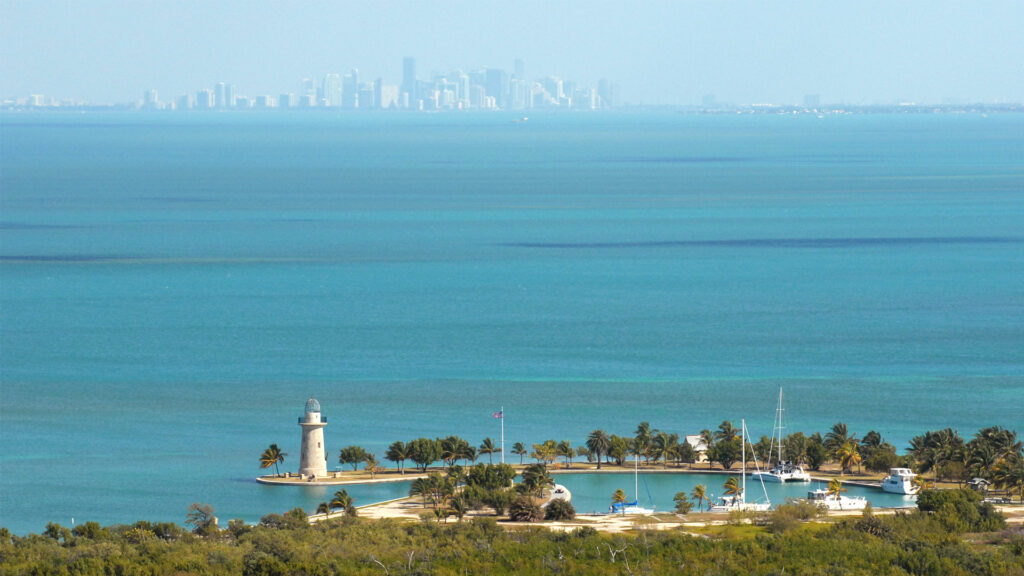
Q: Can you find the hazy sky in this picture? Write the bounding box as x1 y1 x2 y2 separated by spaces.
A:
2 0 1023 105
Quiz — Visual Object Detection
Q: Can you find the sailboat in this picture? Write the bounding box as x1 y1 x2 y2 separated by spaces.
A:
609 453 656 515
751 388 811 483
709 419 772 512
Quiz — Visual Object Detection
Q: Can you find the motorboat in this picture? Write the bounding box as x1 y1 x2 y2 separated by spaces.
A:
806 487 868 511
881 468 920 495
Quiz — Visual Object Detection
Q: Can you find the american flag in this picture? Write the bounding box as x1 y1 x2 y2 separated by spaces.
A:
492 410 503 419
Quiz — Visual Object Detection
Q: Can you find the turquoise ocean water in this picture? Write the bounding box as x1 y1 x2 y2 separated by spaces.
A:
1 112 1022 534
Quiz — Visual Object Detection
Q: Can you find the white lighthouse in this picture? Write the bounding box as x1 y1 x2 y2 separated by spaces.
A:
298 397 328 478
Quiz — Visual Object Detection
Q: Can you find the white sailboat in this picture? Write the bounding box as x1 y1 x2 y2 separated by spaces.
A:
709 419 771 512
751 388 811 483
610 454 655 515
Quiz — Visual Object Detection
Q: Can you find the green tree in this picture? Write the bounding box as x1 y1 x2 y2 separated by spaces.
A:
827 478 847 501
479 437 498 464
673 492 694 514
544 499 576 521
259 443 286 477
699 429 716 469
608 435 630 466
519 463 554 496
330 489 357 517
364 453 384 479
709 437 743 469
511 442 528 464
634 422 652 464
837 441 862 475
531 440 557 465
338 445 368 471
722 477 742 504
805 442 827 470
611 488 628 504
691 484 709 512
556 440 574 468
407 437 440 472
508 494 543 522
825 422 858 458
185 503 216 535
385 441 409 474
715 420 739 443
586 430 611 469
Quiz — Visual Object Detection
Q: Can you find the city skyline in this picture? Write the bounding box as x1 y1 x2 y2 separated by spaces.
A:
3 1 1023 107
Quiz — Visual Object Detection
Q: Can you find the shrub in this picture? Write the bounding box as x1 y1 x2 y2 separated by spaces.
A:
544 499 576 521
508 495 543 522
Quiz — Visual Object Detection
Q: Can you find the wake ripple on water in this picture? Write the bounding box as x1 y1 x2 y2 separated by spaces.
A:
500 236 1023 249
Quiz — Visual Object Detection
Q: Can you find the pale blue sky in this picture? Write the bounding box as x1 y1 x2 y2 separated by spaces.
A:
2 0 1022 105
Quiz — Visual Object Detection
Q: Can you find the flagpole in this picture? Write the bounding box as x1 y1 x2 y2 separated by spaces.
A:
500 406 505 464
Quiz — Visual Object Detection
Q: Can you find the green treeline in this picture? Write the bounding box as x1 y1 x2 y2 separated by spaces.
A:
3 489 1023 576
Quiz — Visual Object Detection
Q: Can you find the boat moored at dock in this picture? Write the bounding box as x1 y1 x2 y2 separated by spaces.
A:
881 468 920 495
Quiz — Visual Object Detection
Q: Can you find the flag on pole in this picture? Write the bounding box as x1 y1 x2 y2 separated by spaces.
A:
492 410 503 419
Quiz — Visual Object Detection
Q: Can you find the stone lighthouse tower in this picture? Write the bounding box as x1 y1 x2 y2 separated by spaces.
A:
298 397 328 478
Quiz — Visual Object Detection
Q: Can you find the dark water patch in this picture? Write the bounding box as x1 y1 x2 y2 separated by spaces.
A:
604 156 752 164
0 222 84 230
501 236 1023 249
0 255 135 263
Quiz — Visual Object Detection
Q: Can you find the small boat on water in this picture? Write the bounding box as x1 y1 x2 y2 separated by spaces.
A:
806 487 868 511
709 419 771 513
750 389 811 483
881 468 920 495
543 484 572 507
609 456 655 515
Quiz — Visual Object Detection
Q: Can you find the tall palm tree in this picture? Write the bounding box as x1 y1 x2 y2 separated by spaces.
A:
722 476 742 504
825 422 858 458
992 456 1024 503
651 432 677 466
479 438 497 464
611 488 627 504
634 422 652 464
700 429 715 469
715 421 739 443
837 441 862 475
260 444 286 477
316 502 331 516
691 484 709 512
586 430 611 470
511 442 527 465
827 478 846 501
556 440 574 468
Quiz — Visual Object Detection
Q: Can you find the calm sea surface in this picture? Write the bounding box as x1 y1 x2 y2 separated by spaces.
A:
1 112 1022 534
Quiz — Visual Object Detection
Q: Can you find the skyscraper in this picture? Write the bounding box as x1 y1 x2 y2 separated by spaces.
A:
215 82 226 108
224 84 235 108
342 69 359 108
485 68 508 109
402 57 417 106
322 73 342 107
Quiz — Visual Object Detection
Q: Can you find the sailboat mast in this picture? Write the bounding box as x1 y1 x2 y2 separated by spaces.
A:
741 419 746 503
635 453 639 501
778 388 784 464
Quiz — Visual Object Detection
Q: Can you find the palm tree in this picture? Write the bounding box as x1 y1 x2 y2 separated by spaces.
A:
837 441 862 475
330 489 356 516
992 456 1024 503
556 440 574 468
611 488 628 504
364 454 382 479
634 422 652 464
827 478 846 501
260 444 287 477
385 441 410 474
722 476 742 504
521 463 554 496
700 429 715 469
911 475 934 492
586 430 611 470
479 438 497 464
715 421 739 443
691 484 709 512
531 440 557 465
316 502 330 516
651 432 677 466
511 442 527 465
825 422 858 458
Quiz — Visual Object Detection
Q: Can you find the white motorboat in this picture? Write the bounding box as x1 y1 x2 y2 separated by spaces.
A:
806 487 868 511
709 419 771 513
542 484 572 507
750 389 811 483
881 468 920 495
